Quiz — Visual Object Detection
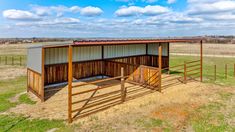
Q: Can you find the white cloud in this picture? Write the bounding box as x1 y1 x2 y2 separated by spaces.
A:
30 5 103 17
143 0 158 3
115 5 170 17
3 9 41 21
2 1 235 37
167 0 176 4
187 0 235 15
70 6 81 13
16 17 80 26
80 6 103 16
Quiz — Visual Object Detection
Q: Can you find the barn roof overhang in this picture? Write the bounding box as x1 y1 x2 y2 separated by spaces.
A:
42 39 202 49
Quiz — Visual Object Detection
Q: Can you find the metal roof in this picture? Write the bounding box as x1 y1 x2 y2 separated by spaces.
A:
41 39 202 48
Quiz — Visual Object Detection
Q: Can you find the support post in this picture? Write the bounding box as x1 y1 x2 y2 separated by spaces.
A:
41 48 45 102
184 62 187 84
158 43 162 92
102 45 105 78
121 67 125 102
68 45 73 123
27 69 29 92
200 40 203 82
167 42 170 74
214 65 217 81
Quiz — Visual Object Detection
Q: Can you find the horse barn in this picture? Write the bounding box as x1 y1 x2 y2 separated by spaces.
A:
27 39 203 123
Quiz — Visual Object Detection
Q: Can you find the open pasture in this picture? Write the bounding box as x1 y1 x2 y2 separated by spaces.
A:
0 42 234 131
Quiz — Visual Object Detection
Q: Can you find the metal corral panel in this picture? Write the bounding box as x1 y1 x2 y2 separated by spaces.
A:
104 44 146 59
27 47 42 74
148 43 168 56
73 46 102 61
45 47 68 65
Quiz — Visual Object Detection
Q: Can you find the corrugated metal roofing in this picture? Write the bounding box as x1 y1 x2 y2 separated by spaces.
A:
41 39 201 48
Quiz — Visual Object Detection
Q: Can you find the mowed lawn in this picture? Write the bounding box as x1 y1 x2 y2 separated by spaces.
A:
0 43 234 131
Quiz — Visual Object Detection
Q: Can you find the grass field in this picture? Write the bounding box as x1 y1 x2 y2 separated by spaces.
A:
0 42 234 131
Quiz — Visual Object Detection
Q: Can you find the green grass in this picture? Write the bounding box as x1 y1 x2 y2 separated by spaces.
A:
0 76 26 112
0 76 80 132
219 92 233 100
136 118 172 131
170 55 235 86
189 96 235 132
0 115 72 132
19 94 36 105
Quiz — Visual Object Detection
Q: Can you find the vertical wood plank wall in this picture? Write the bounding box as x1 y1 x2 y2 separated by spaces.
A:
27 68 43 99
43 55 169 85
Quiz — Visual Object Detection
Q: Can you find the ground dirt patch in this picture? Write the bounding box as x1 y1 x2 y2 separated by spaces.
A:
6 80 231 131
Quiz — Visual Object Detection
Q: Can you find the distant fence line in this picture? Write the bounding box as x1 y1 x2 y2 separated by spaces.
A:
205 63 235 82
0 56 26 66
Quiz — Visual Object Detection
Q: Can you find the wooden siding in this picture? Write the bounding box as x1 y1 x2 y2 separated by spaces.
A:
104 60 139 77
73 60 103 79
27 69 42 98
44 60 103 85
149 55 169 68
44 55 169 85
44 64 68 85
127 65 159 88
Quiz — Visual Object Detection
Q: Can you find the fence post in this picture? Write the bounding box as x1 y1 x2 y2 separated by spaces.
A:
20 56 22 66
184 62 187 84
158 44 162 92
225 64 227 79
5 56 7 65
121 67 126 102
11 56 13 65
68 45 73 123
214 65 217 81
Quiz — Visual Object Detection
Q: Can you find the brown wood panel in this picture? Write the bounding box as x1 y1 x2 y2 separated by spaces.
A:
73 61 103 79
44 55 169 85
127 65 159 87
44 60 103 85
27 69 42 98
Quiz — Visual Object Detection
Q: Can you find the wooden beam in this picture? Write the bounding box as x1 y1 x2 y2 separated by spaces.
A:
41 48 45 102
158 43 162 92
200 40 203 82
102 45 105 77
27 69 29 92
68 45 73 123
167 42 170 74
121 67 125 102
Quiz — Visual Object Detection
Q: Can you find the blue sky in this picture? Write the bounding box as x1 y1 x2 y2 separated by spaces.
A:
0 0 235 38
